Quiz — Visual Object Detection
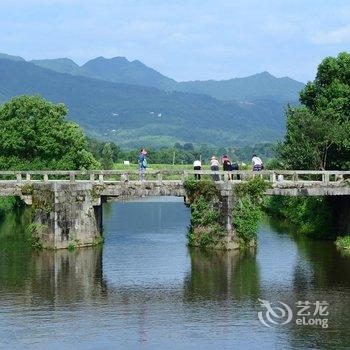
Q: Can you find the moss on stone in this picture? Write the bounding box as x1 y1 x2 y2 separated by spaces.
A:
21 184 34 196
90 184 106 200
185 177 270 249
232 178 270 245
26 222 47 250
184 179 226 249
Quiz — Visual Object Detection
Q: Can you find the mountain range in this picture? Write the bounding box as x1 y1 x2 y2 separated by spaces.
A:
0 53 304 148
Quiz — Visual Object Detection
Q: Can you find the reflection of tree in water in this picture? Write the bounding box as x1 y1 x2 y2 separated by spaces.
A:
0 208 106 305
184 247 260 301
0 207 33 288
264 215 350 349
288 237 350 349
264 214 291 235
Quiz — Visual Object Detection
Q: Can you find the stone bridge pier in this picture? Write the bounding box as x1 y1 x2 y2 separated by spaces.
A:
28 182 103 249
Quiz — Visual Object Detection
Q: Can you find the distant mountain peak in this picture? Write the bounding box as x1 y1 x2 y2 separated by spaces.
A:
131 59 145 66
31 57 78 64
245 71 275 79
81 55 176 89
88 56 129 63
30 57 80 75
0 53 25 62
24 51 303 101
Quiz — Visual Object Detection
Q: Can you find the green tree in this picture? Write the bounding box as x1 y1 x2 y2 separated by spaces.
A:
101 143 114 169
0 95 99 170
278 52 350 170
183 143 194 151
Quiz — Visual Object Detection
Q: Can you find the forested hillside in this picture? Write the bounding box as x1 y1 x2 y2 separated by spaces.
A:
0 58 289 148
30 55 304 102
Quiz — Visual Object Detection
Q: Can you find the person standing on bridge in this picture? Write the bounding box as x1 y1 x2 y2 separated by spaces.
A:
193 159 202 180
221 155 232 181
210 156 220 181
139 148 148 181
252 154 263 171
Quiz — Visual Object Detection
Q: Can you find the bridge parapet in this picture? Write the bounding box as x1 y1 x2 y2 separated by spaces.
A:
0 169 348 185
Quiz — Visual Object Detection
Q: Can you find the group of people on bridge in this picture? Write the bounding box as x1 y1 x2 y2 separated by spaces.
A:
193 154 263 181
137 148 264 182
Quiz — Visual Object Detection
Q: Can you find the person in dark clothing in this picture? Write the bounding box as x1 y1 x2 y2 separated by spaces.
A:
221 155 232 180
231 161 241 180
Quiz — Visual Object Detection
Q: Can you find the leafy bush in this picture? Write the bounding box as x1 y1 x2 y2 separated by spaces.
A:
264 196 335 239
233 197 262 242
191 196 220 227
0 196 21 218
184 178 219 203
184 179 222 248
232 178 270 243
0 95 100 170
336 236 350 250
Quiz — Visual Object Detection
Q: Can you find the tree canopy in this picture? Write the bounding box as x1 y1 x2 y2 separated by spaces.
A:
0 95 99 170
278 52 350 170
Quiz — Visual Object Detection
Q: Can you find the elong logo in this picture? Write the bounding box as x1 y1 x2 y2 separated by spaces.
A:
258 299 329 329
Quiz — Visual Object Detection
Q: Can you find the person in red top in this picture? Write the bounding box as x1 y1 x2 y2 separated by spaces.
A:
221 155 232 180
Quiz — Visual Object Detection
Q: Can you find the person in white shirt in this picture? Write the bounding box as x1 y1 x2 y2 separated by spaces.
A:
210 156 220 181
252 154 263 171
193 159 202 180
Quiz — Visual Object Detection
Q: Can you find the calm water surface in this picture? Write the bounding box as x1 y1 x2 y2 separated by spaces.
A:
0 197 349 350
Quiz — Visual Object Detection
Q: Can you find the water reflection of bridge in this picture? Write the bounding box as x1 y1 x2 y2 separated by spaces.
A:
1 236 350 348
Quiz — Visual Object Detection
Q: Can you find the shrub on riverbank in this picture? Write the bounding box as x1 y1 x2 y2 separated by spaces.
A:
264 196 335 239
0 197 22 218
336 236 350 250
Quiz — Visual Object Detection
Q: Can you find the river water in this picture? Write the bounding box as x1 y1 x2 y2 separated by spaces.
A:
0 197 349 350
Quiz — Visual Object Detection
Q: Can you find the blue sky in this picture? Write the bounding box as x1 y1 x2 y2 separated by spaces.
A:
1 0 349 82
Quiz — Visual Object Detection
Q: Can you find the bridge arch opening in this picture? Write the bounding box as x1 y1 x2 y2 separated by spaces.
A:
100 196 191 243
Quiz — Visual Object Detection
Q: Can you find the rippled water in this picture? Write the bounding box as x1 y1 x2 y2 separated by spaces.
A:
0 198 349 349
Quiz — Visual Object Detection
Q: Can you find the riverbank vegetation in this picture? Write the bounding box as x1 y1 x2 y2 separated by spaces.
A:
264 197 335 239
277 52 350 171
0 197 22 218
336 236 350 250
266 52 350 241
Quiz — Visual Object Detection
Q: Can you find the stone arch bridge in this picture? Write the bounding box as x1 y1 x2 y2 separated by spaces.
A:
0 169 349 249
